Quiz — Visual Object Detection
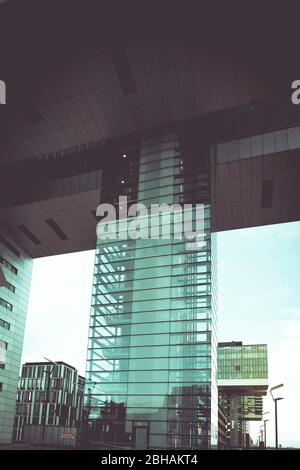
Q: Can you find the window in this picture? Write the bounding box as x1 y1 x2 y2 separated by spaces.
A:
0 382 3 392
18 224 41 245
109 46 137 95
0 318 10 330
46 219 68 240
0 297 13 311
0 341 7 373
6 281 15 293
261 179 274 209
0 256 18 275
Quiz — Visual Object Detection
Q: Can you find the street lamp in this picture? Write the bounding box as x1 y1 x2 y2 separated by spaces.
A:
256 432 260 447
83 379 96 443
259 425 264 448
87 381 96 422
270 383 284 449
262 411 269 448
41 357 58 445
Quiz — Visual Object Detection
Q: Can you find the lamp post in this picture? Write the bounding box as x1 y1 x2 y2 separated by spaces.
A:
83 379 96 444
262 411 269 448
41 357 58 446
256 433 260 447
259 425 264 448
87 382 96 422
270 384 284 449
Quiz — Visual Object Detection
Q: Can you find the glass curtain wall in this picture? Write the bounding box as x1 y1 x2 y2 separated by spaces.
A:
0 232 33 443
85 130 217 449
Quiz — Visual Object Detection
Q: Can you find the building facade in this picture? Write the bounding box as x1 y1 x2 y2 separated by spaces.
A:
85 130 218 449
218 405 228 449
218 341 268 448
13 361 84 442
0 231 33 443
0 7 298 447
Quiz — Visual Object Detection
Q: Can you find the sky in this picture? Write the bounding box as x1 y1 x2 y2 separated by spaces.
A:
22 221 300 448
217 222 300 448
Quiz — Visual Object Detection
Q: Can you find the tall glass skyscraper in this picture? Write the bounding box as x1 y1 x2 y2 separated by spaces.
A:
85 130 218 449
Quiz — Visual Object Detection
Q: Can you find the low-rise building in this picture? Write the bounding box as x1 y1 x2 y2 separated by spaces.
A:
218 341 268 449
13 361 84 443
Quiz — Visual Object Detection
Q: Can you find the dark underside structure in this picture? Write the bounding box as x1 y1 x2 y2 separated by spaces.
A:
0 1 298 447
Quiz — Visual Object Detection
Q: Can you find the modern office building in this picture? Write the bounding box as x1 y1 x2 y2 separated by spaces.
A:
218 342 268 448
13 361 85 442
85 131 218 448
0 2 299 448
0 232 33 443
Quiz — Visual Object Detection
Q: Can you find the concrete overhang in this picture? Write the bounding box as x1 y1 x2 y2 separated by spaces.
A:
1 4 300 258
0 170 102 257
